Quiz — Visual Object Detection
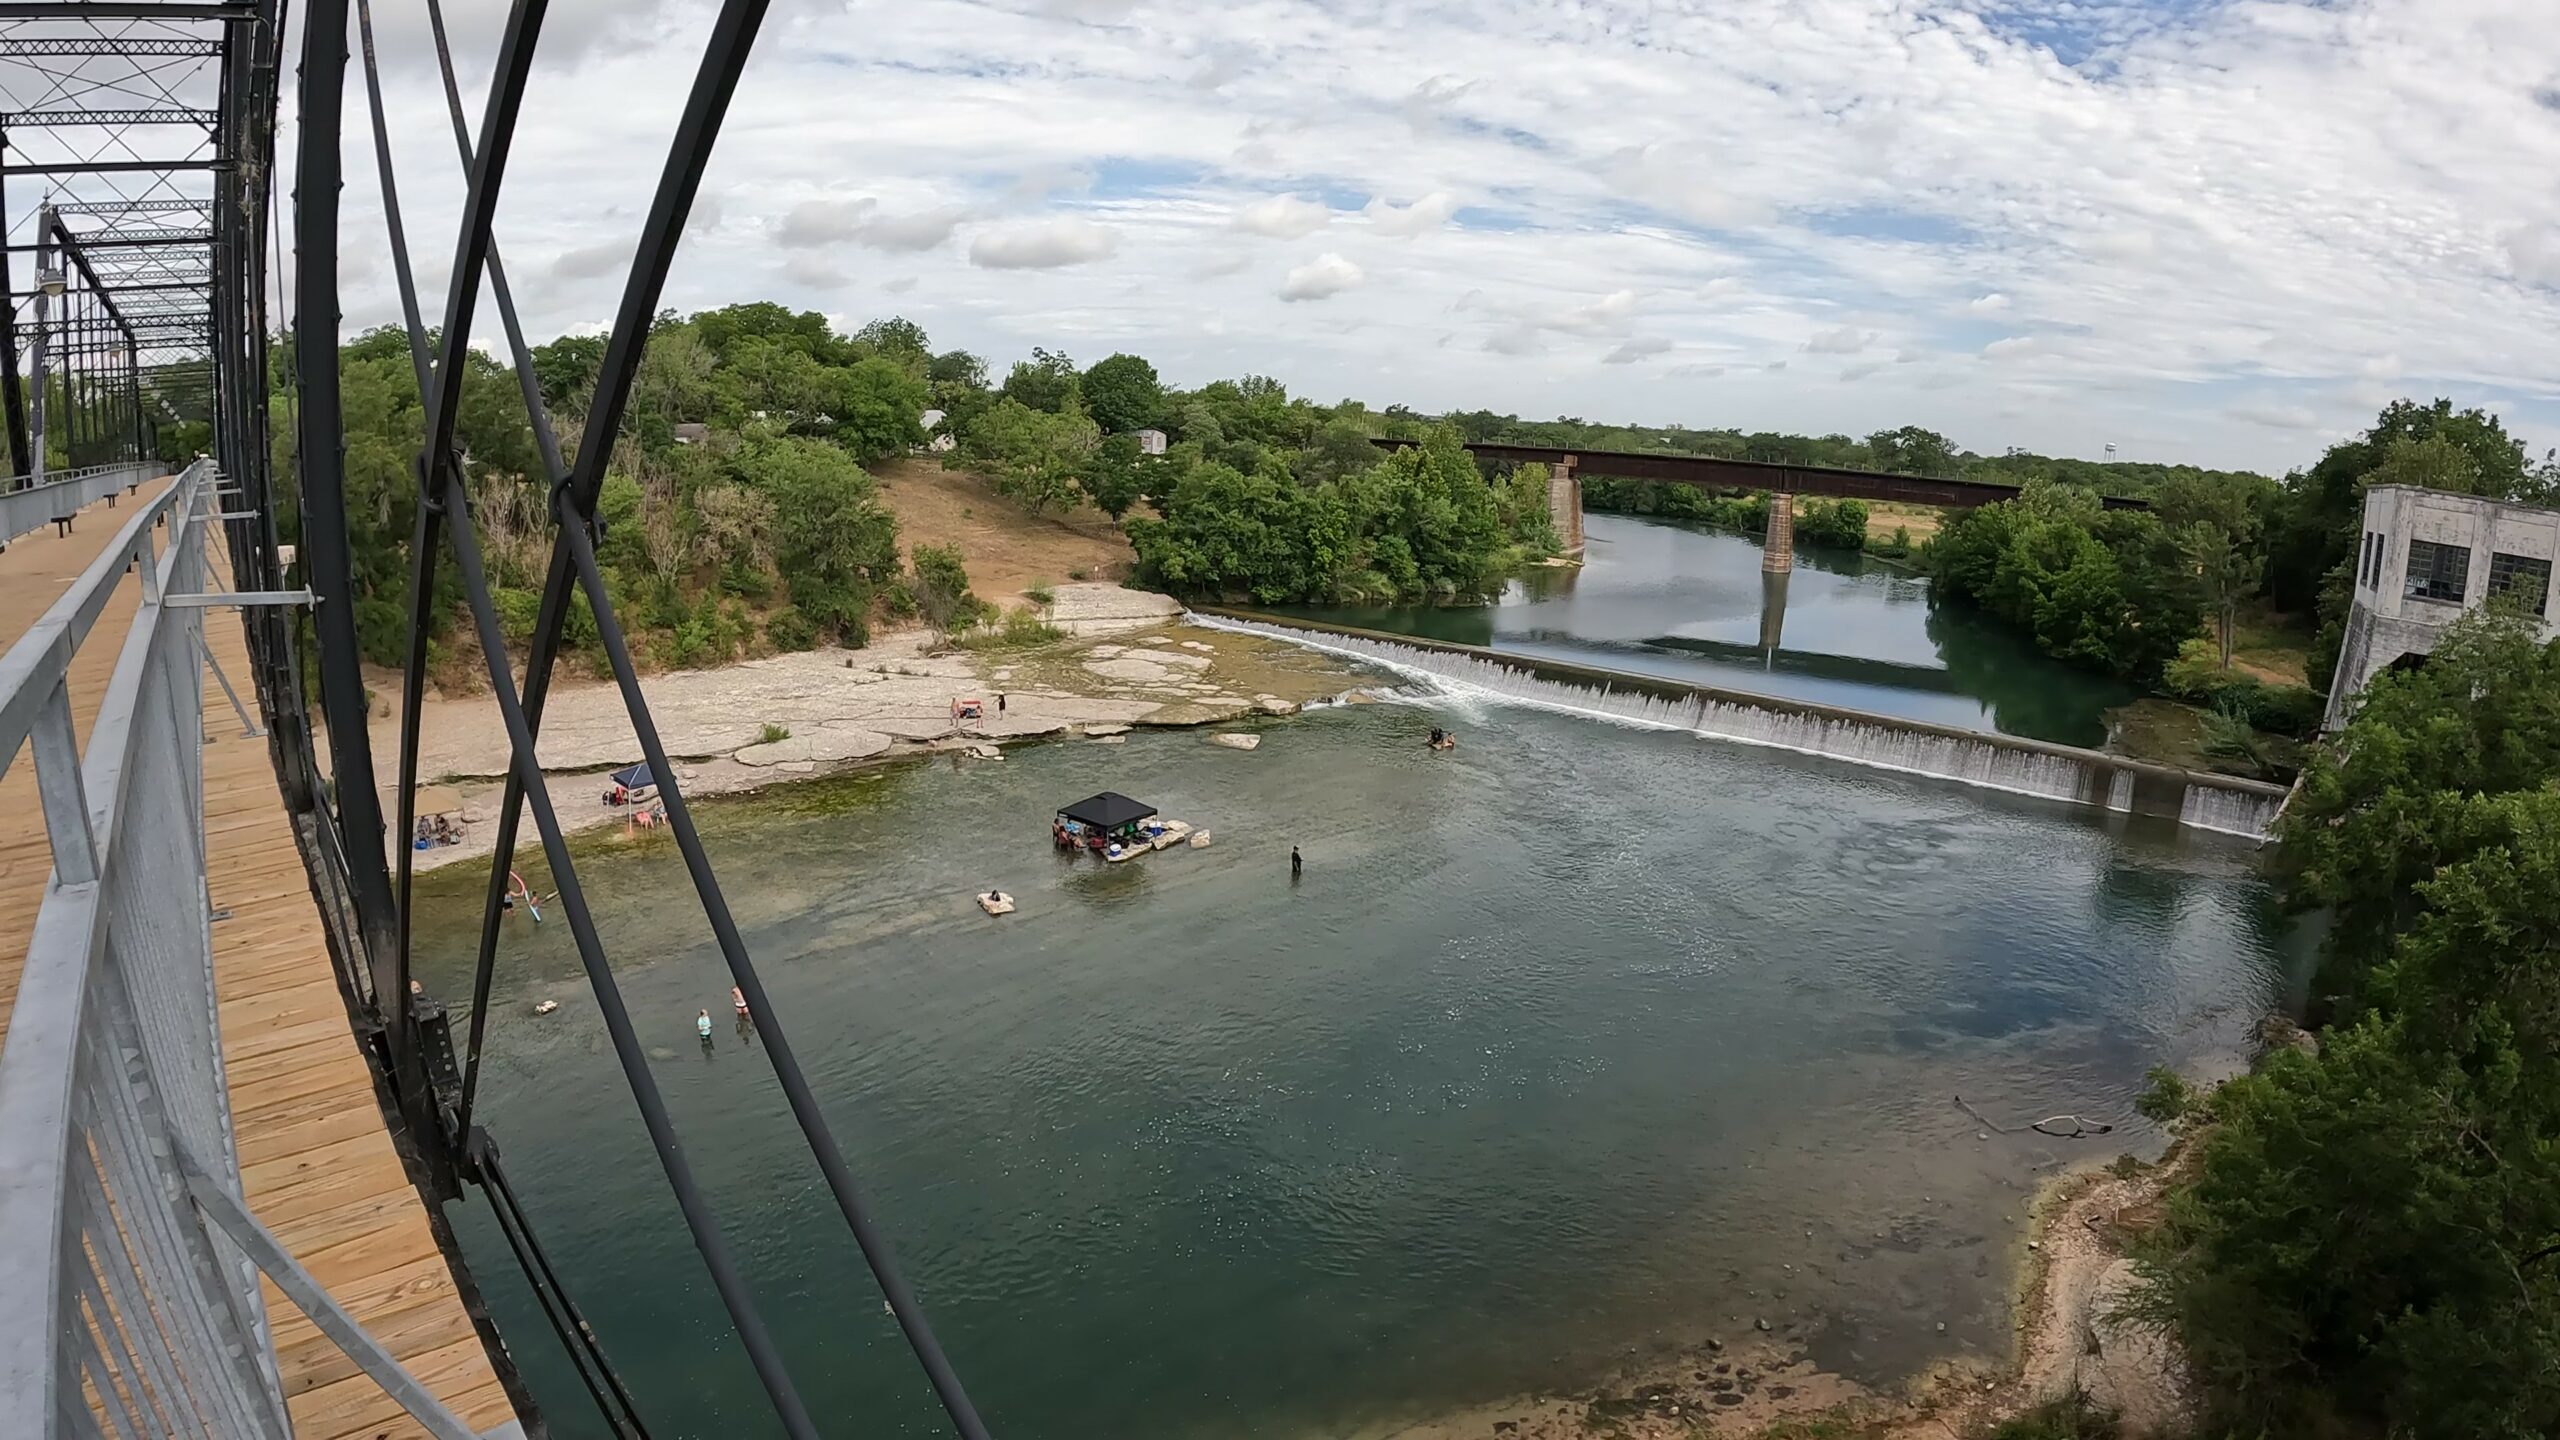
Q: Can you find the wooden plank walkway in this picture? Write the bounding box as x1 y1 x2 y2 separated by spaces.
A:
0 484 520 1439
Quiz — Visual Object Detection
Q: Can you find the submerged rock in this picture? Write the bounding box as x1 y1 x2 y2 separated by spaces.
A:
1210 733 1261 750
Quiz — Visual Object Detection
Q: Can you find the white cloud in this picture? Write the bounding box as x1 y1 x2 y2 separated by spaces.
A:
1984 336 2040 360
1279 253 1364 302
550 242 628 280
883 276 919 294
1840 361 1885 381
1234 195 1333 239
1803 326 1870 355
857 205 970 252
968 219 1122 270
775 198 967 253
323 0 2560 473
2512 229 2560 289
1190 252 1254 280
2229 402 2323 431
1605 335 1673 365
1895 348 1926 364
1485 326 1542 356
1364 191 1459 237
782 253 850 290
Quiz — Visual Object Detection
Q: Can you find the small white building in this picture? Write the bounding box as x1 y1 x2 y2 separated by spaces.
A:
1129 427 1167 456
2326 484 2560 729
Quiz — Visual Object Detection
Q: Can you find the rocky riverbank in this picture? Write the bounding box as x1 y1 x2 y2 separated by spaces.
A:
377 585 1364 874
1347 1153 2194 1440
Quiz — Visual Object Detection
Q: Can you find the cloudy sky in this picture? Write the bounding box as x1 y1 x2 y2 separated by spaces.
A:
321 0 2560 473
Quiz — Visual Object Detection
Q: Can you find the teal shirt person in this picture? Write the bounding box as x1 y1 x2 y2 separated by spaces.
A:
696 1010 713 1041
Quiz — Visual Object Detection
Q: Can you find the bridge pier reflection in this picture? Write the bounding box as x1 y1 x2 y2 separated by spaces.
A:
1759 567 1789 660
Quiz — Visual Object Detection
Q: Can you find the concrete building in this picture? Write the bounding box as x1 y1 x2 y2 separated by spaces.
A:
2325 484 2560 729
1129 427 1168 456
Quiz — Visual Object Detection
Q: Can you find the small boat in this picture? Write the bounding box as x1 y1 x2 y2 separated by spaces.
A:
977 891 1016 915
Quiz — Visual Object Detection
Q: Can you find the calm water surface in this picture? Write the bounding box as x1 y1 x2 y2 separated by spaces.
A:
1278 512 2134 747
419 691 2294 1439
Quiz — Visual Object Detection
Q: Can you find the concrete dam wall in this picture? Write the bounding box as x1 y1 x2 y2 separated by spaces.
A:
1190 609 2290 841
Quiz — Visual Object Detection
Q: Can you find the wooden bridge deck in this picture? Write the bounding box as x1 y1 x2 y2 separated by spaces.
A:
0 484 519 1438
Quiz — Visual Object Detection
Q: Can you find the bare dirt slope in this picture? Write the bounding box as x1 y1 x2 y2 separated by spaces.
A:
874 457 1135 605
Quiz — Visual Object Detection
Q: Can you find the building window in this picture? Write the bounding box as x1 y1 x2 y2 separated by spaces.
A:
2364 531 2382 587
2487 552 2553 615
2404 539 2472 603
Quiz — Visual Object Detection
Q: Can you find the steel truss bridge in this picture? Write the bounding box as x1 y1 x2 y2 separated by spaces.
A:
0 3 993 1437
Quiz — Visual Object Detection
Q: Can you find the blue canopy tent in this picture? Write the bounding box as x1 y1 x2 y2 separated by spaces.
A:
612 761 656 791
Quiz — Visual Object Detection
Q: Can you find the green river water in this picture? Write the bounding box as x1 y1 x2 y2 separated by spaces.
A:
417 671 2297 1437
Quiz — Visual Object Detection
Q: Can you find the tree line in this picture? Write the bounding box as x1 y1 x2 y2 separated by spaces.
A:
2128 607 2560 1437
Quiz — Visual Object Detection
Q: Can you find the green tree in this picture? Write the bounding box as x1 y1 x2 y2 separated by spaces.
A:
1864 424 1955 475
998 347 1080 415
741 435 898 642
530 332 607 414
1081 352 1164 435
907 542 985 634
2276 608 2560 1006
813 356 928 464
1078 432 1149 519
2185 521 2261 669
959 397 1099 512
853 316 931 376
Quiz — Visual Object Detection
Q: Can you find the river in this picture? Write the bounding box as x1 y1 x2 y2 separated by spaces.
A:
1277 512 2135 748
418 674 2296 1438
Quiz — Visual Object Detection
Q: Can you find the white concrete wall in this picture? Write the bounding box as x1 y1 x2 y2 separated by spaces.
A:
2326 485 2560 729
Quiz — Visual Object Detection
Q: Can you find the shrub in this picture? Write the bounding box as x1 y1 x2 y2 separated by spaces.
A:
950 605 1065 650
1025 581 1056 609
764 606 816 652
492 587 543 645
1796 496 1870 550
909 543 989 633
877 580 919 622
757 722 791 744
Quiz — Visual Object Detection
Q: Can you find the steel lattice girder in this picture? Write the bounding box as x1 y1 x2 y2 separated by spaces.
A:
1 108 219 128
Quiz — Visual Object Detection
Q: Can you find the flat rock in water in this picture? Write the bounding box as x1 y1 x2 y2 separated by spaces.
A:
1210 732 1261 750
1138 635 1171 645
733 735 814 766
808 727 893 761
1254 697 1298 715
1083 722 1132 736
1139 699 1253 726
963 742 1003 760
1180 640 1214 652
1158 651 1213 671
777 760 818 774
1091 734 1127 745
1085 656 1176 684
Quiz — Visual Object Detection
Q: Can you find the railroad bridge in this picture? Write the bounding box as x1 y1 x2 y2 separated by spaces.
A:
1377 438 2150 569
0 3 993 1438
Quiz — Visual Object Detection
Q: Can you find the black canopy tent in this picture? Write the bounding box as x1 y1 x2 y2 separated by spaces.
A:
1058 791 1157 831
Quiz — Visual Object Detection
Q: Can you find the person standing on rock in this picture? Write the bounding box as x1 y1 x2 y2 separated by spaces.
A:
1291 845 1302 878
997 693 1007 714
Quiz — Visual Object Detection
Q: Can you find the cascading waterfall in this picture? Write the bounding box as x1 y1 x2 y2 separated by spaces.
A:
2178 784 2285 839
1191 613 2283 841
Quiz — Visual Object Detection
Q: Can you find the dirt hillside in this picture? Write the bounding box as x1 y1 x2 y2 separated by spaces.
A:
873 458 1135 606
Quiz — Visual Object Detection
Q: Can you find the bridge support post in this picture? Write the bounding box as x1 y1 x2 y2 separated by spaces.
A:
1762 491 1794 574
1759 568 1788 656
1548 453 1583 561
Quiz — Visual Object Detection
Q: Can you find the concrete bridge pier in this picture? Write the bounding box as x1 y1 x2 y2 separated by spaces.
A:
1762 490 1795 573
1759 568 1789 657
1548 454 1585 561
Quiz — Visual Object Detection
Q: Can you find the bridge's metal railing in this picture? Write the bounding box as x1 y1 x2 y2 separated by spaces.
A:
0 461 486 1439
0 463 163 550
